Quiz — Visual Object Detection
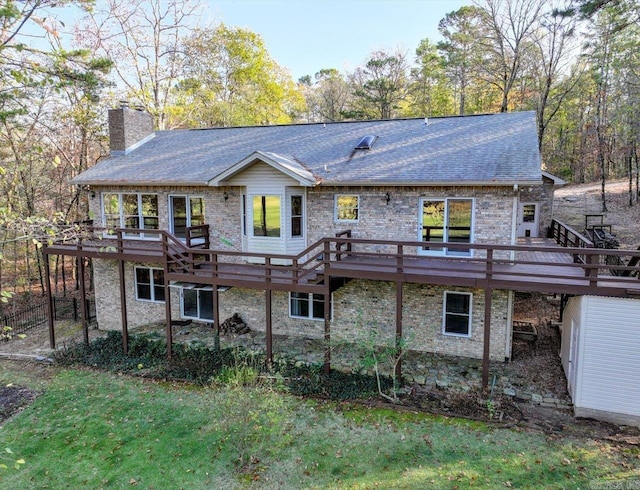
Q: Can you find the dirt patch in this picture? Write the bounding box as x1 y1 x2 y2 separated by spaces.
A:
0 385 40 423
554 179 640 248
0 320 106 358
508 293 568 396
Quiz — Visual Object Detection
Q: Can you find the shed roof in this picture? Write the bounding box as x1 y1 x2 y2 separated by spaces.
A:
73 111 542 187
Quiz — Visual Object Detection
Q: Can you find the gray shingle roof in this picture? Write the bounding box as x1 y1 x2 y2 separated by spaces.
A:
73 111 542 187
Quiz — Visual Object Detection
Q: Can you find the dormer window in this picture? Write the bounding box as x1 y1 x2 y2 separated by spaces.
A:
355 135 377 150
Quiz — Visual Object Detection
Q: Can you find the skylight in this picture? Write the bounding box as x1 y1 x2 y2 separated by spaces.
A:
354 135 377 150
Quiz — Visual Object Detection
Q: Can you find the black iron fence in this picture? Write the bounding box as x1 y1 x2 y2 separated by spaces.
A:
1 297 96 336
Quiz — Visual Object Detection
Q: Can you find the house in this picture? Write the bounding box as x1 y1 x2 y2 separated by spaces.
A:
44 106 640 396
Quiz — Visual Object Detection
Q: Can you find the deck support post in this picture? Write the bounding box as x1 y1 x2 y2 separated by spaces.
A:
212 288 220 351
212 253 220 351
163 264 173 360
79 257 89 345
118 259 129 354
395 244 404 380
265 289 272 366
44 253 56 349
482 287 493 391
265 258 273 367
395 280 403 380
323 241 331 375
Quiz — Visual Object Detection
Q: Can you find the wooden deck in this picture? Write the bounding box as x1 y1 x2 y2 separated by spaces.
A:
44 232 640 298
42 223 640 388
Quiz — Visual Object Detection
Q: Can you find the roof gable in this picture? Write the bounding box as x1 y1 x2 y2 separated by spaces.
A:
209 151 316 187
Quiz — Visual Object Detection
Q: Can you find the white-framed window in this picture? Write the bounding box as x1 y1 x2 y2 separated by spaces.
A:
252 195 281 237
335 195 359 222
134 267 165 303
242 194 247 236
181 287 214 323
442 291 472 337
291 195 303 237
102 193 159 238
169 195 205 240
289 292 330 320
420 198 473 256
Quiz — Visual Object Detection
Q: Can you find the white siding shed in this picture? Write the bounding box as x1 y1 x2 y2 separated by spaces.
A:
561 295 640 426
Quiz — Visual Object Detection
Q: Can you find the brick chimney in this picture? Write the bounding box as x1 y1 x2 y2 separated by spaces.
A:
108 103 154 154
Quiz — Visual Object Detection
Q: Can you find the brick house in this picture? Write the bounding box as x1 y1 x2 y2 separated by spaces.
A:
43 107 640 421
65 107 559 367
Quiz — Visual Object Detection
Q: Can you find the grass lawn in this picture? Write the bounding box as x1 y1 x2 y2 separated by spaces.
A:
0 365 638 489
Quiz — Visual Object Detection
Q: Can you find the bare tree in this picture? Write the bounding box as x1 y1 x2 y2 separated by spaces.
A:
480 0 545 112
531 8 583 151
76 0 202 129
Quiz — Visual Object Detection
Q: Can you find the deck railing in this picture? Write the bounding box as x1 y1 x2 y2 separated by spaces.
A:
549 219 594 264
44 225 640 297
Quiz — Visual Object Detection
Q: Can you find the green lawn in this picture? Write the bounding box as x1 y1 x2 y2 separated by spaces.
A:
0 366 638 489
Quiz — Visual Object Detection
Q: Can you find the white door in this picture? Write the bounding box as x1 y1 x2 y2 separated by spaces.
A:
517 203 539 238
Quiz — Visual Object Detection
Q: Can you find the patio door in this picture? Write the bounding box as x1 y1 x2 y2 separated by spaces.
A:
517 202 539 238
420 198 473 256
169 195 205 240
180 286 214 323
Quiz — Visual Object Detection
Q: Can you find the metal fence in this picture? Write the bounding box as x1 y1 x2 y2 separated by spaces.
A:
1 297 96 335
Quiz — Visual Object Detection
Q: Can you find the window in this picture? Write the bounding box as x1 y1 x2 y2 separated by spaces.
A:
289 292 328 320
253 195 281 237
242 194 247 236
170 195 205 240
522 204 536 223
181 287 214 322
420 198 472 256
102 193 159 238
443 291 472 337
335 195 359 222
291 195 303 237
135 267 165 303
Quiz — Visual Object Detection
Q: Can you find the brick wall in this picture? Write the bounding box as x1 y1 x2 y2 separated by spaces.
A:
519 180 555 237
216 281 509 361
88 185 244 253
307 185 516 253
93 259 180 330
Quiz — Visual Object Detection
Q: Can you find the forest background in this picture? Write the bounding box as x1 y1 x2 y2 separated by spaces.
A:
0 0 639 310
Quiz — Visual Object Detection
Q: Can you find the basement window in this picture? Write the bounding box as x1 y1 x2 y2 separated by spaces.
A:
442 291 472 337
134 267 165 303
289 292 331 321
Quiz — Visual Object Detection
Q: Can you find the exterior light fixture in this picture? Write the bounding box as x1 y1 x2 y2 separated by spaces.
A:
385 192 391 204
223 191 229 203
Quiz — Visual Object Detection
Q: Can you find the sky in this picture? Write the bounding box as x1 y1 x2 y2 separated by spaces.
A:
195 0 469 80
44 0 468 82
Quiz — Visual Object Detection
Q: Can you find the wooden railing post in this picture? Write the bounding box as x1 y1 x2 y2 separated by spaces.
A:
585 252 599 286
486 248 494 284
